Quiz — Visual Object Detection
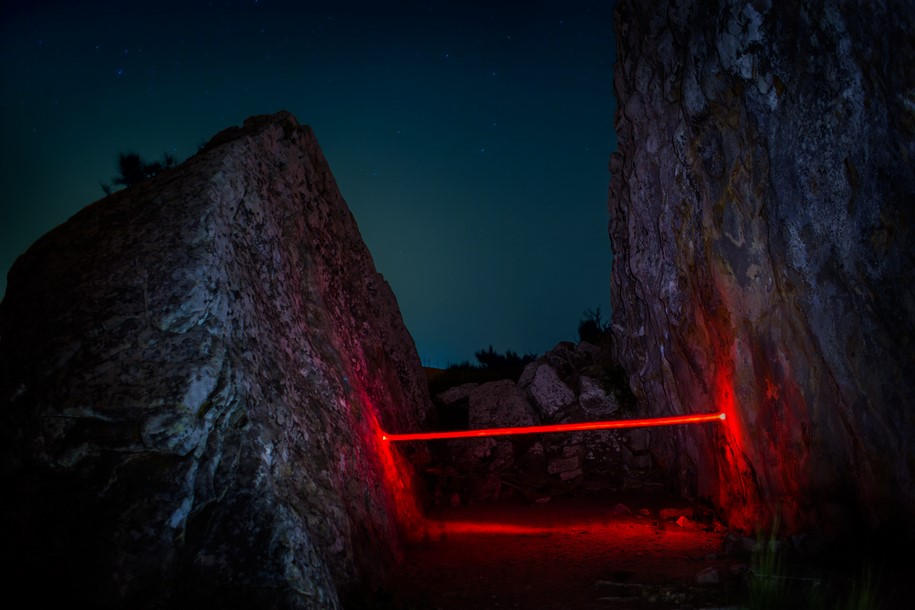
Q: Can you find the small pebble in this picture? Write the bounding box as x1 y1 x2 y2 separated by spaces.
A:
696 566 720 584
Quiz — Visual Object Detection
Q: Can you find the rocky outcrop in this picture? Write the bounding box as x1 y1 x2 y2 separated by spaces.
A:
610 1 915 535
0 112 432 607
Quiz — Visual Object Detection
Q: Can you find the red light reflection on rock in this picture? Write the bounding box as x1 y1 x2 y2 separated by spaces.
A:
360 391 425 539
712 355 766 531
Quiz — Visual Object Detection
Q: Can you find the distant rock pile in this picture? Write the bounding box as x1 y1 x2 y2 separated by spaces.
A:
422 341 675 505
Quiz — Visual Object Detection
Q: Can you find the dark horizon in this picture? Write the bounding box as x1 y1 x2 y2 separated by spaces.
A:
0 0 617 366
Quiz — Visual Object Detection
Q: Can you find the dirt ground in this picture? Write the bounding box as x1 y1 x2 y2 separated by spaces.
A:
385 495 742 609
379 495 915 609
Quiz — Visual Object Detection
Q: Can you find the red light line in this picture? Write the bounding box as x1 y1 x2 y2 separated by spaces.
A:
382 412 725 442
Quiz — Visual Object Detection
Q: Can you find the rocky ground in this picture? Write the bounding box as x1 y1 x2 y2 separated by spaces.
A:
382 340 912 609
415 340 675 509
377 493 911 610
387 496 734 610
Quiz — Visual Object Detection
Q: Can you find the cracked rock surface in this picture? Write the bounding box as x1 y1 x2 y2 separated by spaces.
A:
610 1 915 535
0 112 432 608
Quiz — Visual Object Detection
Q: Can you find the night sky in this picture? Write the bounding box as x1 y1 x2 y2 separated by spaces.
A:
0 0 617 367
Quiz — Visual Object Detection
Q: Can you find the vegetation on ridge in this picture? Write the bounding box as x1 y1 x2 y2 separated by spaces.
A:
577 306 611 345
429 346 537 396
100 152 178 195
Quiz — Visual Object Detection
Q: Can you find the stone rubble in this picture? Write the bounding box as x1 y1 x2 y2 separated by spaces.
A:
423 340 675 504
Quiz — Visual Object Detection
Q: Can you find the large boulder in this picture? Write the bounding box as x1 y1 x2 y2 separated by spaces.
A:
437 382 479 406
0 112 432 607
444 381 537 502
610 1 915 536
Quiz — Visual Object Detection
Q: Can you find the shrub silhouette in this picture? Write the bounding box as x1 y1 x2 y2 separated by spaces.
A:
101 152 177 194
113 153 147 187
578 306 611 344
429 346 536 395
474 345 536 369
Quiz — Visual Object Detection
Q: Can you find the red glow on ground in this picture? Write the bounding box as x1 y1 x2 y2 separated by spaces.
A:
428 520 561 536
425 514 708 542
419 501 723 552
382 412 725 442
392 500 729 608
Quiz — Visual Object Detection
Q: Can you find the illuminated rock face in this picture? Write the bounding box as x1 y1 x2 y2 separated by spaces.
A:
0 112 431 608
610 1 915 535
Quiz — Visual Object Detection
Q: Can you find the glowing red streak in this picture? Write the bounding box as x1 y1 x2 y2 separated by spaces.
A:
382 412 725 442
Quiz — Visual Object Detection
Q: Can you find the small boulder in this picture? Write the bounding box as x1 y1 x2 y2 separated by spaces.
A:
562 444 583 457
525 442 545 457
543 341 583 376
559 468 583 481
526 364 576 419
468 380 536 429
729 563 748 576
629 454 652 470
626 428 650 452
547 455 580 475
575 341 601 359
490 440 514 471
437 382 479 405
696 567 720 584
610 503 633 516
579 376 619 415
518 360 540 388
467 437 498 461
659 507 694 521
